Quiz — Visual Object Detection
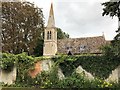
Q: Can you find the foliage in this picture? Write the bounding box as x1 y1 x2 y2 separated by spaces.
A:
39 66 59 88
102 1 120 60
111 40 120 59
1 2 44 55
0 53 17 72
101 44 115 59
15 53 35 84
53 55 120 79
57 72 91 88
6 62 60 88
102 1 120 18
57 73 113 88
102 44 120 59
33 39 44 56
1 53 120 88
57 28 69 39
0 52 35 85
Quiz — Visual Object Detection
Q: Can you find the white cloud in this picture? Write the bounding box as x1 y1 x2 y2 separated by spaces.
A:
26 0 118 40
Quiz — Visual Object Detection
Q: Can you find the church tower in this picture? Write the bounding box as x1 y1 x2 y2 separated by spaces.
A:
43 3 57 56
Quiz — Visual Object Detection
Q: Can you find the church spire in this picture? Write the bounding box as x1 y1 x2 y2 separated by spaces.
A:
47 3 55 27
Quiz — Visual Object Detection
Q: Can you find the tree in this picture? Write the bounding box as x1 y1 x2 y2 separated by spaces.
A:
57 28 69 39
102 1 120 40
33 38 44 56
102 1 120 58
1 2 44 55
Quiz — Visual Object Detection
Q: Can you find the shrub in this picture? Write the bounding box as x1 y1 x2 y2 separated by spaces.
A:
0 53 17 72
56 72 113 88
1 53 119 88
15 52 35 84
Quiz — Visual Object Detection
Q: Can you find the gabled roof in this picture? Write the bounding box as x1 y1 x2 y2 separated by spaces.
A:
57 36 107 54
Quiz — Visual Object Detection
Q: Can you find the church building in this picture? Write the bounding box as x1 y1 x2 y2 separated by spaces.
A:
43 3 109 56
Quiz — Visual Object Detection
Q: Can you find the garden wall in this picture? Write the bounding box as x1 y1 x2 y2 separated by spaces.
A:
0 59 54 85
105 65 120 83
0 59 120 85
0 67 16 85
29 59 53 78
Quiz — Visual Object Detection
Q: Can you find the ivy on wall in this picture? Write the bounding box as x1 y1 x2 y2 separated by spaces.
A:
53 55 120 79
0 52 37 85
1 53 120 88
0 53 17 72
15 53 35 84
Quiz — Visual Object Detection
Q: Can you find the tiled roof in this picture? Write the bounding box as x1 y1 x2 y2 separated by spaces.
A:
57 36 107 54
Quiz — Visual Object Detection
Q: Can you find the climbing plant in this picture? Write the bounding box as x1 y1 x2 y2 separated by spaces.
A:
1 53 120 88
53 55 120 79
0 53 17 72
15 52 35 84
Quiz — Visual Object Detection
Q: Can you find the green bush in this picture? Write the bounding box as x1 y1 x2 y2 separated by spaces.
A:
10 64 60 88
57 72 114 88
1 53 119 88
54 55 120 79
0 53 17 72
0 52 36 86
15 52 35 84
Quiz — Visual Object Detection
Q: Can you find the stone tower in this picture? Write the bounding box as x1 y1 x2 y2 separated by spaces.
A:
43 3 57 56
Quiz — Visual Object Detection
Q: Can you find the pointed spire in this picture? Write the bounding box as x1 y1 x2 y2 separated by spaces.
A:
47 3 55 27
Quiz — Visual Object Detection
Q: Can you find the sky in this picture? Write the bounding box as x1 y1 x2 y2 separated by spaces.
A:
26 0 118 40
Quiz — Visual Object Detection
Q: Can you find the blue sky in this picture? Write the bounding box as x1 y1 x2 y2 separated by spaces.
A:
27 0 118 40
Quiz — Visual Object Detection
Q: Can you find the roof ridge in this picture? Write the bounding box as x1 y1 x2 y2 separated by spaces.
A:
58 35 105 41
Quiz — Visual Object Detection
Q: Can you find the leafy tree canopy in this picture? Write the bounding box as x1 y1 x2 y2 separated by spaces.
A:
102 1 120 18
2 2 44 55
57 28 69 39
102 1 120 40
102 0 120 58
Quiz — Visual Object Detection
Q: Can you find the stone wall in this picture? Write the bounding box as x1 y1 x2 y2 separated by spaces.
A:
29 61 42 78
0 67 16 85
1 60 120 85
76 65 94 80
105 65 120 83
0 60 54 84
75 65 120 83
29 60 54 78
41 60 53 71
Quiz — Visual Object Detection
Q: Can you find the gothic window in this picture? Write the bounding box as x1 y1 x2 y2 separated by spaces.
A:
47 31 49 40
47 31 52 40
49 31 52 39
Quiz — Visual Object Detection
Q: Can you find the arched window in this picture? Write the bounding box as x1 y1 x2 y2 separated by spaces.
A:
49 31 52 39
47 31 49 40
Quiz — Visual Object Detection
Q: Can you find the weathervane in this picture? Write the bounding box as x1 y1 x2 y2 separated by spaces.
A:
102 32 105 37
